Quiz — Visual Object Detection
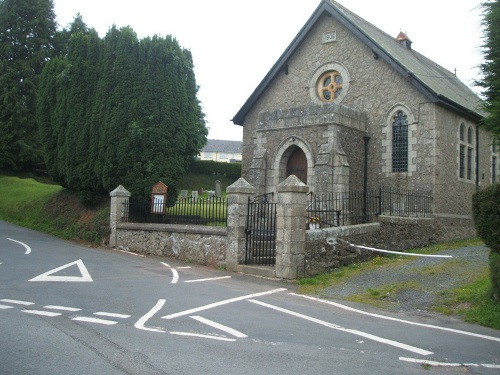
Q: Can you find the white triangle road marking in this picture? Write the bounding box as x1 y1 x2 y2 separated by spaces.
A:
29 259 93 282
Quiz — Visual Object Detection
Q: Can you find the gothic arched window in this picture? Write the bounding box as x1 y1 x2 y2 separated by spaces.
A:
392 110 409 173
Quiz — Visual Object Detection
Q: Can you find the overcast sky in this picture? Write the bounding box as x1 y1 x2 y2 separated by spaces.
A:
53 0 485 142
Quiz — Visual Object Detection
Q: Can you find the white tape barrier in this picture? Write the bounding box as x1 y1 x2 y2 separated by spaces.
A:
345 242 453 258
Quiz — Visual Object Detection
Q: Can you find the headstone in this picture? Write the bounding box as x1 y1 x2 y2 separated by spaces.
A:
181 190 188 199
191 190 198 203
207 191 215 199
215 180 222 198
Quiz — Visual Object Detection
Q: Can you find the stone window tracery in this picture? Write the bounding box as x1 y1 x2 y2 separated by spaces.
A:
316 70 343 102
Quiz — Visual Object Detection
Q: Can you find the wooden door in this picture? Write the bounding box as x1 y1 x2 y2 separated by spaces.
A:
286 148 307 184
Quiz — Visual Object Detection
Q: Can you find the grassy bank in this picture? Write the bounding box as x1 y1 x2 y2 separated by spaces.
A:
0 175 109 244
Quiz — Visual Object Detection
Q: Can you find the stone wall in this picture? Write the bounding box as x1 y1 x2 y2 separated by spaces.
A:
115 223 227 267
303 216 437 277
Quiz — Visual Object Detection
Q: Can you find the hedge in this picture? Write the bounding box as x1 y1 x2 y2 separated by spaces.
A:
472 183 500 254
189 160 241 179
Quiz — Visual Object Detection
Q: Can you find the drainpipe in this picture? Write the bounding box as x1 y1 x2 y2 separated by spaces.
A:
363 132 371 221
476 123 482 191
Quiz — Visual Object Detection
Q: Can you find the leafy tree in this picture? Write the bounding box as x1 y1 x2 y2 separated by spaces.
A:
0 0 57 170
478 0 500 138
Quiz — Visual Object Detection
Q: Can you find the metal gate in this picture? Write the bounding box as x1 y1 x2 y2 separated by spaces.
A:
245 193 277 266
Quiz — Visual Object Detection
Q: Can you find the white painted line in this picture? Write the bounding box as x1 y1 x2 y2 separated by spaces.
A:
22 310 61 317
249 299 433 356
162 288 288 320
177 266 191 269
72 317 118 325
135 299 166 333
0 304 14 309
7 238 31 254
184 276 232 283
0 299 34 306
191 315 248 338
115 249 145 257
44 305 81 312
94 312 131 319
170 332 236 342
346 241 452 258
290 293 500 343
161 262 179 284
399 357 500 369
29 259 93 282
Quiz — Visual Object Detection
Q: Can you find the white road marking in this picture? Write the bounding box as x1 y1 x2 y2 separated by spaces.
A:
399 357 500 369
22 310 61 317
72 317 118 325
177 266 191 269
249 299 433 356
290 293 500 343
135 299 166 333
7 238 31 254
170 332 236 342
44 305 81 312
94 312 131 319
29 259 93 282
184 276 231 283
0 304 14 309
162 288 288 320
115 249 145 257
0 299 34 306
190 315 248 338
161 262 179 284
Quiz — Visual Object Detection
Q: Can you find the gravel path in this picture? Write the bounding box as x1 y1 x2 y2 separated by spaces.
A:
316 245 490 313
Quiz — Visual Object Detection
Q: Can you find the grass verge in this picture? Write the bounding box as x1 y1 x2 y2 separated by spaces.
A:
297 238 500 330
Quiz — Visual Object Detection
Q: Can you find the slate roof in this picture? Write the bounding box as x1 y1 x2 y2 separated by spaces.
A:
202 139 242 153
232 0 484 125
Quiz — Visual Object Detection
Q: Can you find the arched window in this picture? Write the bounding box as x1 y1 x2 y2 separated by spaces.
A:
392 110 409 173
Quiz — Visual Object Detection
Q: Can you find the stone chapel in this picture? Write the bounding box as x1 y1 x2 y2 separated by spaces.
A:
231 0 498 239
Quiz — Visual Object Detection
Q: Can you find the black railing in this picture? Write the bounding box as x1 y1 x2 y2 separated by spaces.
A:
307 187 433 228
123 196 227 226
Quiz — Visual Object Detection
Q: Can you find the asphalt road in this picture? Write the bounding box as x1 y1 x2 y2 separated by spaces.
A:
1 220 499 375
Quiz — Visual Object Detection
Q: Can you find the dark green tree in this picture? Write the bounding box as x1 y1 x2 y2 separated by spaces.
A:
0 0 57 170
478 0 500 138
38 25 207 203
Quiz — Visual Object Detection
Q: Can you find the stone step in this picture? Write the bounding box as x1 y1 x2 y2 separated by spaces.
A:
234 264 276 278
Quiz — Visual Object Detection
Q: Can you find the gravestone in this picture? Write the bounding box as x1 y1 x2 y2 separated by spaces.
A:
215 180 222 198
181 190 188 199
191 190 198 203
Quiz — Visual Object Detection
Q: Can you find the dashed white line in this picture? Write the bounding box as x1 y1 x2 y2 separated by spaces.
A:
190 315 248 338
162 288 288 320
72 317 118 325
0 299 34 306
22 310 61 317
94 312 131 319
115 249 145 257
249 299 433 356
7 238 31 254
184 276 231 283
177 266 191 269
44 305 81 312
0 304 14 309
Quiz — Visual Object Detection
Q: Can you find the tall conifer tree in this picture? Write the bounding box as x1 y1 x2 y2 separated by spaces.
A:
0 0 57 170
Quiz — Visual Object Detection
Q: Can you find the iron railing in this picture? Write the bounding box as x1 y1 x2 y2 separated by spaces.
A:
123 196 227 226
306 187 433 227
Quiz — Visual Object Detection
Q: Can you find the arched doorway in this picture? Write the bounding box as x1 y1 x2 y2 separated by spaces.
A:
286 147 307 184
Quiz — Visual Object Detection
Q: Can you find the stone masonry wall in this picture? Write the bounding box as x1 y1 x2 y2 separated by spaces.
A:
116 223 227 267
304 216 437 277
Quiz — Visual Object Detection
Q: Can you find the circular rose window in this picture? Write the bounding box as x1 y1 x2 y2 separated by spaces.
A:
316 70 343 102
